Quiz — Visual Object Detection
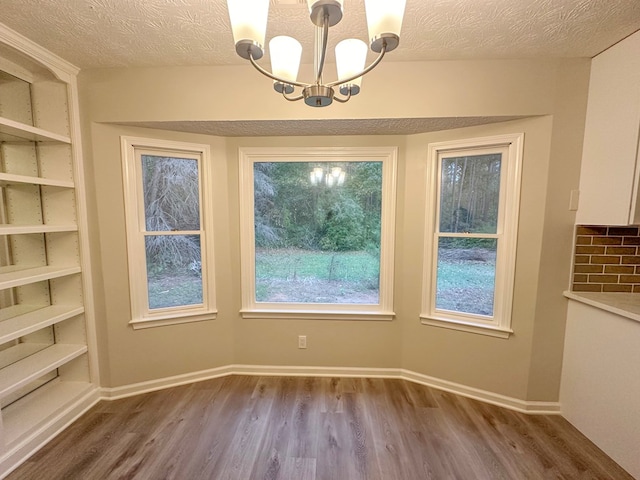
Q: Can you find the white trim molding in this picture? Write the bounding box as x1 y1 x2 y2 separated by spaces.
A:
421 133 524 338
238 146 397 321
0 23 79 82
100 365 234 400
120 136 217 329
100 364 560 415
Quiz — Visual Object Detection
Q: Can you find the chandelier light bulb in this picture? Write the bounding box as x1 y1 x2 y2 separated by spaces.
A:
310 167 324 185
364 0 407 52
270 36 303 94
226 0 270 59
335 38 368 96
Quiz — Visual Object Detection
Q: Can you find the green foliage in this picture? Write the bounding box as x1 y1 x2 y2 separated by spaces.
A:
253 161 382 253
319 196 366 251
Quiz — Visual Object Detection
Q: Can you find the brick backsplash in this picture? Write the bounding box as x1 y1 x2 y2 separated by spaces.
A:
572 225 640 292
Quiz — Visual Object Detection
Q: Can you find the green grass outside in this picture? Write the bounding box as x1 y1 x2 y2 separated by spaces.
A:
256 248 380 303
145 248 496 312
256 248 379 281
435 259 496 316
147 273 203 310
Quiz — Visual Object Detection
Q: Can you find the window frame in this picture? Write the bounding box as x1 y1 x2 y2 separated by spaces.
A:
121 136 216 329
238 146 397 321
420 134 523 338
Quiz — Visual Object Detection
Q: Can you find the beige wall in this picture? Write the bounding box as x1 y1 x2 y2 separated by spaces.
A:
526 59 591 400
84 124 235 386
80 59 562 123
78 58 590 400
400 117 553 400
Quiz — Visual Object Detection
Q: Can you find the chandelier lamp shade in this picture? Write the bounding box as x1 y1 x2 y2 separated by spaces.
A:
226 0 407 107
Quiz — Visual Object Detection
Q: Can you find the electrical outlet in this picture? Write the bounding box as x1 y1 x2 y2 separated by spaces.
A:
298 335 307 349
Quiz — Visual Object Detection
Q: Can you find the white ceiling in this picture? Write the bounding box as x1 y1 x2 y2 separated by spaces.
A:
1 0 639 136
1 0 639 70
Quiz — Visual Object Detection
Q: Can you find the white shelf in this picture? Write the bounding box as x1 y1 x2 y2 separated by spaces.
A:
0 224 77 235
0 172 74 188
0 343 87 400
0 116 71 143
0 304 84 344
0 342 48 368
0 265 81 290
2 379 95 446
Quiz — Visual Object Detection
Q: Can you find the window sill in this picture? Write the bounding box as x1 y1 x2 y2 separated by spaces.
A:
420 314 513 339
241 309 395 321
129 310 217 330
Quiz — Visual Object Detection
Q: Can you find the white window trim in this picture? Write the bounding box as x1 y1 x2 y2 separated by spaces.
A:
121 136 217 329
238 146 397 321
420 134 524 338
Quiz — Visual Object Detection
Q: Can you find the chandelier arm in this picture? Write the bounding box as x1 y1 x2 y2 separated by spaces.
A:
248 52 309 89
332 91 352 103
282 91 305 102
315 12 330 84
326 42 388 88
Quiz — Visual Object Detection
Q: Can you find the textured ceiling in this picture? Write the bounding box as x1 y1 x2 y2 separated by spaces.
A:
119 116 527 137
2 0 639 137
0 0 639 70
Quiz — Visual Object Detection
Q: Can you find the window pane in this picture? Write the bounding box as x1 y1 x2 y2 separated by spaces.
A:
439 154 501 233
145 234 202 309
254 161 382 304
142 155 200 231
435 237 497 316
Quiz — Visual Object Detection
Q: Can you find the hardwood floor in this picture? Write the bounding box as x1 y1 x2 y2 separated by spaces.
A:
8 376 633 479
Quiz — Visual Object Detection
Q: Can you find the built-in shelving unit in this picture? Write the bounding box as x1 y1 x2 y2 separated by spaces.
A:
0 23 99 476
0 116 72 143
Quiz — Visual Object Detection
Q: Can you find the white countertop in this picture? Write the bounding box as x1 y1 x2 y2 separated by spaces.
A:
564 291 640 323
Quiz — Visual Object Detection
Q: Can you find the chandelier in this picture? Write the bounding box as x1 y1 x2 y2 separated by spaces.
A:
226 0 406 107
310 166 346 186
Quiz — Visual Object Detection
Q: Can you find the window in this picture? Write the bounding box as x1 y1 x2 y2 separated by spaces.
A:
121 137 216 329
421 134 523 338
239 147 397 320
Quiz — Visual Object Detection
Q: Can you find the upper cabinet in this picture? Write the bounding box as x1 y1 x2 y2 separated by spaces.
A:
576 31 640 226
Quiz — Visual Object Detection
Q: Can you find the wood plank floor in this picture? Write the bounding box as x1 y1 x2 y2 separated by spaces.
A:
8 376 633 479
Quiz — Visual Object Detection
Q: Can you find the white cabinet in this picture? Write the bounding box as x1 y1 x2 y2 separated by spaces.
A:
561 298 640 479
576 30 640 226
0 24 98 475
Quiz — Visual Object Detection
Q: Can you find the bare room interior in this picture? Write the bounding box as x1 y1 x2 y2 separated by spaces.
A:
0 0 639 478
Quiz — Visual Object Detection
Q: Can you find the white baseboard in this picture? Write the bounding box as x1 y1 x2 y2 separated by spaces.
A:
400 369 561 415
100 364 234 400
100 364 561 415
231 364 401 378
